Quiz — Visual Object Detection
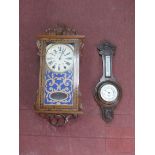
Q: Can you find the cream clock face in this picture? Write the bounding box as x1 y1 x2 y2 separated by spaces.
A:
46 44 74 72
100 84 118 102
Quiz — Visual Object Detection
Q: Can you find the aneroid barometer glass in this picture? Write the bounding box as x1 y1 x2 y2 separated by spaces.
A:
95 42 122 122
34 24 85 126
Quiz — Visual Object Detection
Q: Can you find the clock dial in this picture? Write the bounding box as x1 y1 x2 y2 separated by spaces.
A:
100 84 118 102
46 44 74 72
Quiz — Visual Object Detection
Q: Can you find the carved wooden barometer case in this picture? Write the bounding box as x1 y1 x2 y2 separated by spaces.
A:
34 25 85 126
95 42 122 122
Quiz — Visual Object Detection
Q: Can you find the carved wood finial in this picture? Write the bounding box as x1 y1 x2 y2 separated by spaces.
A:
45 24 77 35
102 108 114 122
97 41 116 56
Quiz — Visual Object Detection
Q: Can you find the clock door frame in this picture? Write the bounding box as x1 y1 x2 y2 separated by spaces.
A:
35 35 85 115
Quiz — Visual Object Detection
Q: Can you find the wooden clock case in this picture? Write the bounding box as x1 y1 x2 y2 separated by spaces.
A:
34 24 85 126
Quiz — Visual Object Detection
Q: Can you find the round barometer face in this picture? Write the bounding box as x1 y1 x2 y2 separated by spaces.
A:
46 44 74 73
100 84 118 102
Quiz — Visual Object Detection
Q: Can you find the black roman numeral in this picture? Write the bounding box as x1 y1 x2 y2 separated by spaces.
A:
48 61 53 65
53 50 57 54
58 65 60 71
58 46 62 51
64 52 70 56
62 48 66 52
52 63 57 69
65 57 72 60
65 61 70 66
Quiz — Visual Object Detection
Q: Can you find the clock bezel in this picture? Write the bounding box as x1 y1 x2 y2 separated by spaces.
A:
95 80 121 108
100 83 118 102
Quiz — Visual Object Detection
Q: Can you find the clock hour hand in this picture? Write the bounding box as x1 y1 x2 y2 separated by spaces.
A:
59 49 66 60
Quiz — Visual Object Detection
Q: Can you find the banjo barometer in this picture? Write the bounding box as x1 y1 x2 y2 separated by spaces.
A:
34 24 85 126
95 41 122 122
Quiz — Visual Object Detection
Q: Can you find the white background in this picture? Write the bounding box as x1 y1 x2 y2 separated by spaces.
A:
135 0 155 154
0 0 155 154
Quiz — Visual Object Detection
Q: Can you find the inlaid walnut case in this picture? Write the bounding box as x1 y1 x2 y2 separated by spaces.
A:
34 24 85 126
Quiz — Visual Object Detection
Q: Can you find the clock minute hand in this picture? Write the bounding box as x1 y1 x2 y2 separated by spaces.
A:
59 49 65 60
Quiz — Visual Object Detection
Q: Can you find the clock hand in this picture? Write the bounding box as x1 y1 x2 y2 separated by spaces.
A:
59 51 65 60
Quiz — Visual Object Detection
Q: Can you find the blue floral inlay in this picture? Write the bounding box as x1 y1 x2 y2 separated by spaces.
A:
44 69 73 105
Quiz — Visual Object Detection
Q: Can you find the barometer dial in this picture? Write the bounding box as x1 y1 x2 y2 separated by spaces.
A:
100 84 118 102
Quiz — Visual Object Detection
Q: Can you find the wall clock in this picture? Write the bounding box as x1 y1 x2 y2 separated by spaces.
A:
34 24 85 126
95 41 122 122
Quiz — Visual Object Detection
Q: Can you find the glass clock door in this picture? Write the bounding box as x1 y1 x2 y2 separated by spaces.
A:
44 43 75 106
